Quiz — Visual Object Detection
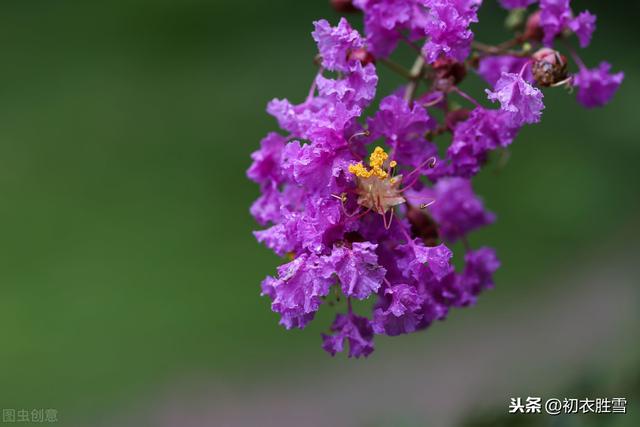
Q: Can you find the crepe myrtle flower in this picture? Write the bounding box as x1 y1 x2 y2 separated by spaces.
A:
536 0 597 47
421 0 482 64
446 107 520 177
568 11 596 48
476 55 533 87
247 4 622 357
353 0 431 58
486 68 545 126
573 62 624 109
323 311 375 357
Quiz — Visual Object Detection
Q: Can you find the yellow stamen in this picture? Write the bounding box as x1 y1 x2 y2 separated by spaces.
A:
348 162 374 178
348 146 391 179
369 146 388 169
389 160 397 168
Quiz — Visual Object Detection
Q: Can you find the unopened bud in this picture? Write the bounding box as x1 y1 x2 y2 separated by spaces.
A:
343 231 365 245
445 108 471 131
348 48 376 66
523 11 544 42
406 206 439 247
330 0 358 13
532 48 568 87
432 58 467 91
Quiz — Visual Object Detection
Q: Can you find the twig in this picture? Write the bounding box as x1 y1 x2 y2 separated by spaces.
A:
404 56 426 103
379 57 413 80
472 40 530 58
451 86 482 108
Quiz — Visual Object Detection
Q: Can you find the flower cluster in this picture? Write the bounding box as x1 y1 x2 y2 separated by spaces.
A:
248 0 623 357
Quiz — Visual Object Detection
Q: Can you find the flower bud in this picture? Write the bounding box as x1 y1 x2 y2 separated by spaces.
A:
445 108 471 131
432 58 467 91
406 205 439 247
348 48 376 66
523 11 543 42
330 0 358 13
343 231 365 244
505 8 527 32
532 48 568 87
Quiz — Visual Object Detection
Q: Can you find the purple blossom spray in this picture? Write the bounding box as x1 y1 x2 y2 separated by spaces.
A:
248 0 623 357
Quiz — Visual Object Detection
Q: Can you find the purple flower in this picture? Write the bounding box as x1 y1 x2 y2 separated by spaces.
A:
316 61 378 110
247 133 290 225
294 199 349 254
459 247 501 297
250 182 307 227
447 107 520 177
354 0 430 58
322 313 375 357
569 11 596 48
326 242 387 299
249 0 620 356
573 62 624 109
539 0 572 46
254 222 291 256
367 94 437 169
498 0 537 9
431 270 471 307
247 132 286 186
267 97 359 143
261 254 335 329
250 185 282 226
421 0 482 63
372 283 427 335
427 177 495 242
476 55 533 87
269 20 378 144
255 194 348 256
312 18 364 72
280 140 352 191
486 72 545 125
396 240 454 281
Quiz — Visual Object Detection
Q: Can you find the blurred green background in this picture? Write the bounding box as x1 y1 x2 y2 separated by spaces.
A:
0 1 638 426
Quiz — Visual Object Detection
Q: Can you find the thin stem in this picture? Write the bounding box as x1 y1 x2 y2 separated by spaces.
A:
389 138 399 163
399 32 424 55
423 93 446 108
306 68 323 102
461 236 472 252
472 40 530 58
563 40 586 70
518 60 531 77
399 225 414 245
403 195 436 209
451 86 482 108
400 156 437 190
472 41 502 55
348 130 369 142
383 208 395 230
426 124 448 138
379 57 414 80
345 205 373 220
497 37 522 51
404 55 425 103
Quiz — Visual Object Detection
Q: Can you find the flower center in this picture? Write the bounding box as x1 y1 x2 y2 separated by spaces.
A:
348 146 397 179
347 147 405 216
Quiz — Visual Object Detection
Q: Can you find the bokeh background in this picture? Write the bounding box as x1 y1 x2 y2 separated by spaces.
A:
0 1 638 426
